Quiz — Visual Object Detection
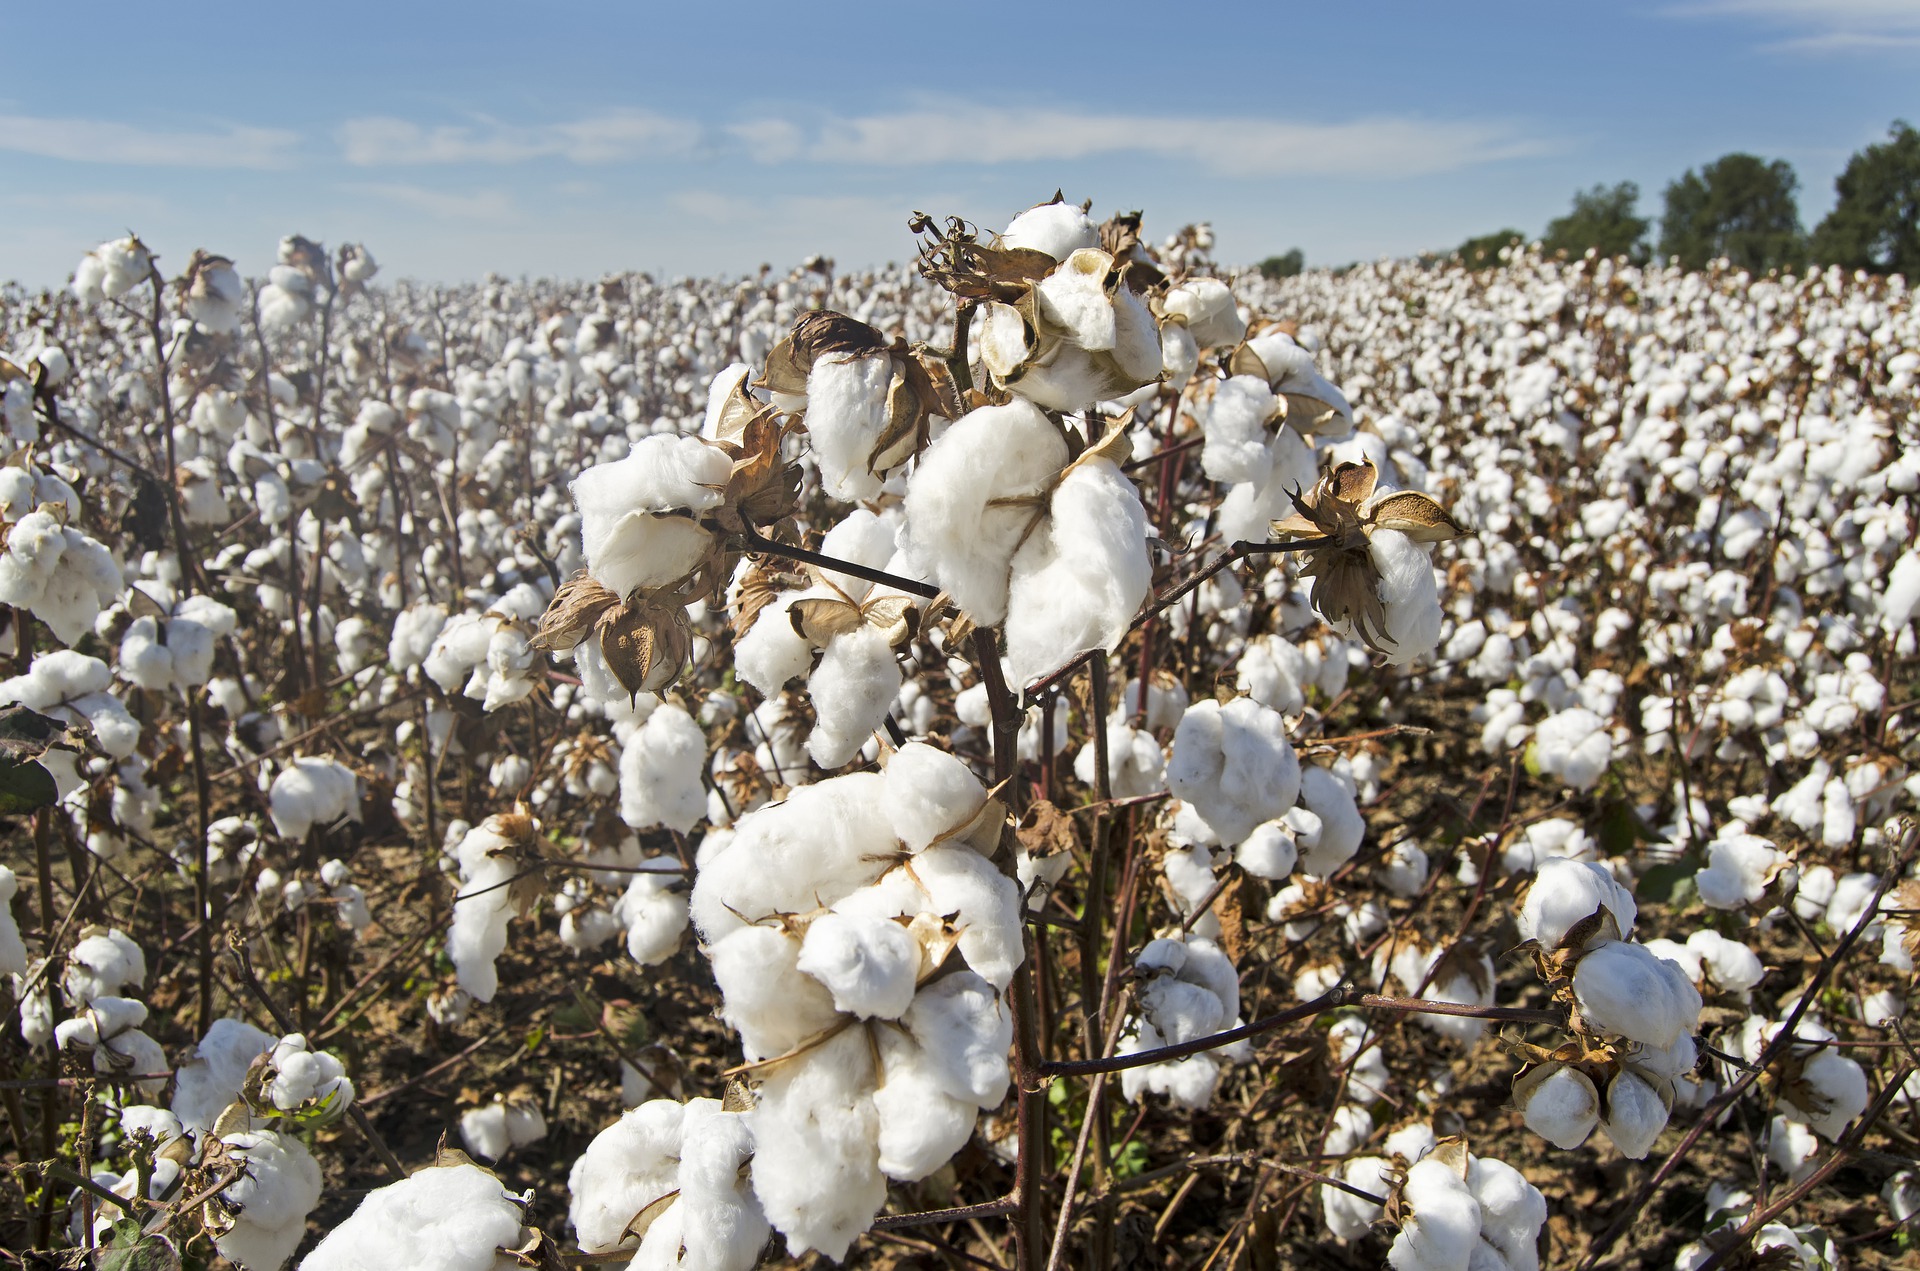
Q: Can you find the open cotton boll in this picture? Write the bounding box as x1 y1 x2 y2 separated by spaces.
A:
872 1028 979 1181
1368 528 1443 665
1781 1051 1870 1139
1686 929 1764 993
1572 941 1702 1048
615 862 689 967
732 591 815 697
1200 377 1281 486
796 910 921 1019
1388 1155 1482 1271
1521 1065 1599 1149
1167 698 1300 846
1518 859 1637 948
302 1161 530 1271
709 925 843 1061
690 772 896 943
901 399 1069 626
571 435 731 597
619 704 707 832
1599 1067 1670 1159
215 1129 323 1271
0 867 24 976
998 202 1100 260
1160 277 1246 350
905 846 1024 990
265 1034 353 1113
1296 765 1364 875
806 624 903 768
749 1026 886 1261
1467 1155 1547 1271
62 928 146 1004
1074 720 1167 801
1235 820 1298 881
1530 707 1614 792
1244 331 1353 431
806 353 896 503
816 509 901 601
268 757 360 840
882 741 988 852
636 1098 767 1271
172 1017 277 1132
1003 457 1151 689
1883 550 1920 627
902 970 1014 1107
569 1099 687 1251
1324 1155 1393 1239
448 818 530 1003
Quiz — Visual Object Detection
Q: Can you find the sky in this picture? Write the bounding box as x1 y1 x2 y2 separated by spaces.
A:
1 0 1916 287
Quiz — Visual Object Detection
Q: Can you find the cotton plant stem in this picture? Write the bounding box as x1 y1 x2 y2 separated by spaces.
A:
1578 820 1918 1271
226 938 407 1182
734 522 941 600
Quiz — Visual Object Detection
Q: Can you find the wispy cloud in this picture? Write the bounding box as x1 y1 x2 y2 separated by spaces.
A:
0 115 298 168
780 107 1551 176
339 112 701 165
343 182 521 222
1669 0 1920 52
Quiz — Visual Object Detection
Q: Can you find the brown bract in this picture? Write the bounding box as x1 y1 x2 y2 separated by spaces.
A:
597 594 696 702
759 310 953 481
787 570 919 651
1269 459 1465 652
911 213 1058 303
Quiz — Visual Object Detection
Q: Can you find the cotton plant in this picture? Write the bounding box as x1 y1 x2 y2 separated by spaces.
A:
1116 936 1252 1109
459 1091 549 1161
687 743 1017 1258
1506 859 1704 1158
301 1156 547 1271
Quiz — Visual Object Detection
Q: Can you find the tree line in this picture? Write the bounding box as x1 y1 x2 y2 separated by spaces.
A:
1261 120 1919 279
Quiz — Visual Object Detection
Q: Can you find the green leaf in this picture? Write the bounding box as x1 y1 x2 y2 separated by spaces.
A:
0 756 57 814
0 704 68 759
1635 861 1694 905
97 1224 182 1271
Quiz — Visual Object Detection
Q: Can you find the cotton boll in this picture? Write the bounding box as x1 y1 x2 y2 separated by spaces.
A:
571 435 731 596
1695 834 1787 909
749 1026 886 1260
1572 941 1703 1048
796 911 921 1019
215 1129 323 1271
1236 820 1298 881
267 757 359 840
998 202 1099 260
708 925 842 1061
1200 377 1281 486
615 863 689 967
884 742 989 851
619 704 707 832
1521 1065 1599 1149
568 1099 687 1251
1467 1155 1547 1271
172 1017 277 1131
1599 1067 1670 1159
1368 528 1443 665
732 592 815 697
1388 1155 1481 1271
806 353 896 503
1296 765 1364 875
901 399 1069 626
62 929 146 1004
0 868 25 976
1167 698 1300 846
1531 707 1614 792
1324 1155 1392 1239
302 1161 529 1271
1518 859 1637 948
806 625 903 768
690 773 896 943
1781 1051 1870 1139
871 1028 980 1181
1685 929 1764 994
448 816 532 1004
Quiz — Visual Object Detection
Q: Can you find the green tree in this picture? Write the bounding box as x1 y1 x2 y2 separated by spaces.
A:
1455 229 1524 270
1659 153 1804 272
1811 121 1920 278
1258 249 1304 279
1543 181 1649 262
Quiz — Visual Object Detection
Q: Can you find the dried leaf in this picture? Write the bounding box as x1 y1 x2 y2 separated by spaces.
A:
789 597 865 647
1365 490 1466 543
758 336 811 398
790 310 887 365
1226 342 1268 380
531 572 620 653
1015 799 1081 863
860 594 918 648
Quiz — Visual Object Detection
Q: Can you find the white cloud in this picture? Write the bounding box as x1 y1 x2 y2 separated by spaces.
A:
0 115 298 168
1669 0 1920 51
339 111 701 165
342 183 521 223
753 107 1550 177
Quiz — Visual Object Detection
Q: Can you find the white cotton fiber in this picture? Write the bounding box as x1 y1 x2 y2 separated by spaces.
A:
749 1027 886 1261
571 435 731 596
1369 528 1443 665
1166 698 1300 845
882 742 989 852
796 910 921 1019
1003 457 1151 689
806 624 902 768
804 353 895 504
620 704 708 832
1200 376 1281 486
301 1161 528 1271
1518 859 1636 948
172 1017 277 1132
998 203 1100 260
901 399 1068 626
872 1028 979 1181
1572 940 1703 1048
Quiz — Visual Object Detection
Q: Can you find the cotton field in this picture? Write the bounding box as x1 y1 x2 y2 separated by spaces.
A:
0 200 1915 1271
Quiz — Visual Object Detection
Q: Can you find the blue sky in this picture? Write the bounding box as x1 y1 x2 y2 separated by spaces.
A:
2 1 1915 285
